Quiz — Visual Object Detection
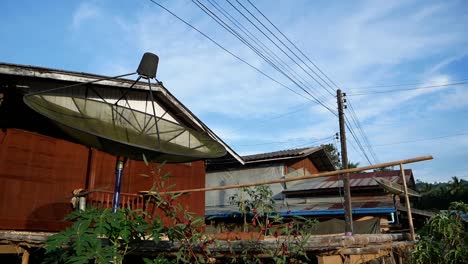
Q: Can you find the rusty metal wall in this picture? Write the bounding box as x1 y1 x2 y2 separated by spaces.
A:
88 149 206 218
0 129 88 231
286 158 319 176
0 129 206 231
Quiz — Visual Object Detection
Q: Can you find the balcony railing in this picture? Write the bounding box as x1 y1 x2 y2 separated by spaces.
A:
86 190 145 211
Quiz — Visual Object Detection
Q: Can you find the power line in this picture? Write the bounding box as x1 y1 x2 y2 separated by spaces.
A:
227 102 314 133
242 1 379 167
289 136 335 149
205 0 333 108
349 78 468 90
147 0 322 104
234 135 334 148
246 0 341 91
344 114 373 165
348 80 468 96
230 0 335 97
193 0 335 111
346 98 379 164
373 132 468 147
191 0 337 115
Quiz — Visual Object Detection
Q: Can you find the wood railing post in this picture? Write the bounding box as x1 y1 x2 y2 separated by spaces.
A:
400 163 415 241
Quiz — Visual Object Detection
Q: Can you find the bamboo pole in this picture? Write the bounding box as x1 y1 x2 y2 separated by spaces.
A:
399 163 415 241
141 155 433 195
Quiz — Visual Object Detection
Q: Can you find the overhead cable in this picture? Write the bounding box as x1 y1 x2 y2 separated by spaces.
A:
348 80 468 96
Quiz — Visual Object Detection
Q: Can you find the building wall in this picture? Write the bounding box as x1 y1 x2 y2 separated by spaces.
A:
0 129 88 231
206 164 284 207
0 129 205 231
285 158 320 176
284 158 320 189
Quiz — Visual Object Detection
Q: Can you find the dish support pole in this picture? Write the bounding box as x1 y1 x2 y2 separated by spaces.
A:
112 157 127 213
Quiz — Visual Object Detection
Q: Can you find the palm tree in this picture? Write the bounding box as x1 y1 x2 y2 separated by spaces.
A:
448 176 464 196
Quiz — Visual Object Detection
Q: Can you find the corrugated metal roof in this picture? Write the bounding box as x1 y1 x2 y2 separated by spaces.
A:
206 200 395 219
242 147 321 162
284 169 413 193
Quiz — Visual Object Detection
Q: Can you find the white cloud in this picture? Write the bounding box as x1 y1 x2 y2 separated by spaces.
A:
431 86 468 111
71 2 101 28
58 0 468 181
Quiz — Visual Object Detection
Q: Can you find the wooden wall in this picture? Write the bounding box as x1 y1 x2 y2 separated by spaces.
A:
0 129 88 231
285 158 320 176
0 129 205 231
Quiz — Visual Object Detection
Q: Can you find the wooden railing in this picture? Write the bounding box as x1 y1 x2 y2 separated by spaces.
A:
87 190 145 211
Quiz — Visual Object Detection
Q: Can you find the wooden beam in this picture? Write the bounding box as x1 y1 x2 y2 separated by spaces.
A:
21 250 29 264
317 255 343 264
146 155 433 194
400 163 415 241
0 245 25 254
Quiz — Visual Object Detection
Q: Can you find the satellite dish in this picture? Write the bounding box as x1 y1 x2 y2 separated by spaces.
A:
373 177 421 197
23 53 226 162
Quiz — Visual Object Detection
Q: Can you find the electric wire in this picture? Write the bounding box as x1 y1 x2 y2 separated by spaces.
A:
373 132 468 147
234 135 334 148
348 80 468 96
230 0 377 165
246 0 340 92
203 0 333 109
225 0 335 99
191 0 337 115
236 0 335 96
349 78 468 90
346 99 379 164
288 136 335 149
147 0 317 103
148 0 379 166
344 114 373 165
194 0 334 110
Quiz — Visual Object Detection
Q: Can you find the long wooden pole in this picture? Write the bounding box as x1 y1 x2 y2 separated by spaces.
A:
399 163 415 241
337 89 353 235
144 155 433 195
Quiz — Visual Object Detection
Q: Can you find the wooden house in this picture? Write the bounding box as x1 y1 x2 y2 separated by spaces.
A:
0 62 241 232
205 147 335 221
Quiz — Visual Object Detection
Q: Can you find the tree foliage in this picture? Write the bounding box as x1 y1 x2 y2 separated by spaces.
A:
412 202 468 264
415 177 468 211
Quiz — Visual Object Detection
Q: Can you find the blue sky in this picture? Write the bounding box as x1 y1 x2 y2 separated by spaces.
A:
1 0 467 183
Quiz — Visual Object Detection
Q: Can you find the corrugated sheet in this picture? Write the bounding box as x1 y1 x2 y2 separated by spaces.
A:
242 147 321 162
206 199 395 218
284 170 413 192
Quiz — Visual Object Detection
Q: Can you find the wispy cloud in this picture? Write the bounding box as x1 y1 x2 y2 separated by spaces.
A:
60 0 468 181
71 2 101 28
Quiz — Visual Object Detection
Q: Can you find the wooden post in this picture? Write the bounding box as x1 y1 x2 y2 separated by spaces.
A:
22 250 30 264
399 163 415 241
337 89 353 235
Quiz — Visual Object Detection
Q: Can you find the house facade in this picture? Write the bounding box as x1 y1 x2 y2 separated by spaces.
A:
205 147 335 219
0 62 240 232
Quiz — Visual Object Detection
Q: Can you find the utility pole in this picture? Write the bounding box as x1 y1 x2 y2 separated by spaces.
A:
337 89 353 235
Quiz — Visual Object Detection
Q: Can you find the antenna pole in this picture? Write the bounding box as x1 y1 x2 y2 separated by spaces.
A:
337 89 354 235
112 157 127 213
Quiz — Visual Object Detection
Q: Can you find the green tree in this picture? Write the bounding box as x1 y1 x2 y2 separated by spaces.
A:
322 144 361 170
412 201 468 264
321 143 340 169
449 176 465 196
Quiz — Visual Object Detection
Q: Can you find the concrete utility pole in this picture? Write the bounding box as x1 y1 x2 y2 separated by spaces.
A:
337 89 353 235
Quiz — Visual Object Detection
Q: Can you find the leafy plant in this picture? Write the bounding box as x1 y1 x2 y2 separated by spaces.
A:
43 207 156 264
412 201 468 264
44 161 317 263
229 185 275 233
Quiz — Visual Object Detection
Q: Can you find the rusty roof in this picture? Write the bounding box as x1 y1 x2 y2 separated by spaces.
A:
284 169 414 193
242 146 322 162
